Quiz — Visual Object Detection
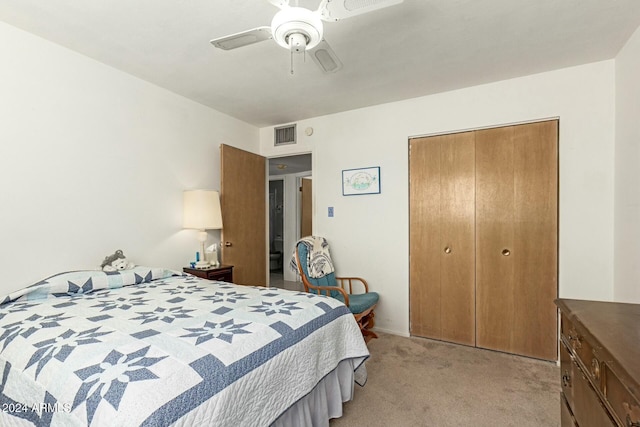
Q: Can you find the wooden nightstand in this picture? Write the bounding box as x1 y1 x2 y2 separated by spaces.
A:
183 265 234 283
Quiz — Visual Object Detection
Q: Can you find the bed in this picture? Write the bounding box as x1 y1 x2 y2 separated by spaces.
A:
0 267 369 426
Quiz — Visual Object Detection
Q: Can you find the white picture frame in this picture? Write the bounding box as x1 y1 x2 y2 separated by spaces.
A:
342 166 381 196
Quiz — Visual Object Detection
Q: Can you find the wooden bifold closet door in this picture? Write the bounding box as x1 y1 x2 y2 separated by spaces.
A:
409 120 558 361
409 131 476 346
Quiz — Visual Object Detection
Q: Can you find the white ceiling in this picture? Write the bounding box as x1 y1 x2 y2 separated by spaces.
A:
1 0 639 127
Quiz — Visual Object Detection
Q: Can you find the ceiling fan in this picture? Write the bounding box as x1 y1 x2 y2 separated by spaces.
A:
210 0 403 74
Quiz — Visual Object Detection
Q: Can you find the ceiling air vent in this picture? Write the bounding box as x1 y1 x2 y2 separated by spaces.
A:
274 124 296 146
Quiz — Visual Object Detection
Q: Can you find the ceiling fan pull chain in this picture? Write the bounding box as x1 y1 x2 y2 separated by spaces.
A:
290 49 294 75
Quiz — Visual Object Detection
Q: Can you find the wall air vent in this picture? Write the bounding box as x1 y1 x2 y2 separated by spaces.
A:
274 124 296 146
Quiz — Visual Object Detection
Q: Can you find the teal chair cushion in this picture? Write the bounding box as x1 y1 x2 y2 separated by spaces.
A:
297 243 379 314
332 291 379 315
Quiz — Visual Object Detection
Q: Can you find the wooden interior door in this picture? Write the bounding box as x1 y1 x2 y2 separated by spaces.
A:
410 132 476 345
220 144 267 286
475 120 558 360
300 177 312 237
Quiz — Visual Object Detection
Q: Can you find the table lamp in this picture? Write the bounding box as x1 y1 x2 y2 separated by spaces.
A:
183 190 223 269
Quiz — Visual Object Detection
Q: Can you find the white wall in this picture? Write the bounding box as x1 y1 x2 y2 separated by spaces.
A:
0 22 259 294
260 61 616 336
614 25 640 303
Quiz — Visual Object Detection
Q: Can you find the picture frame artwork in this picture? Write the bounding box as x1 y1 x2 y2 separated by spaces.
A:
342 166 381 196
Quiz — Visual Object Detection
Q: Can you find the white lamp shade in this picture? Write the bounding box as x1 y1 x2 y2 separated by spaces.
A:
183 190 223 230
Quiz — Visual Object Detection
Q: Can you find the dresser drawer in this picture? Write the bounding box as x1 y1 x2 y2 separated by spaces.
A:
556 299 640 427
561 341 576 414
572 361 616 427
205 268 233 282
561 313 602 387
604 365 640 427
560 339 613 426
561 393 578 427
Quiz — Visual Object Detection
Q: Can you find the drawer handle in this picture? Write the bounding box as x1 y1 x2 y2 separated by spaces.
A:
562 371 571 388
444 246 452 254
624 402 640 427
590 358 600 380
626 414 640 427
568 330 582 350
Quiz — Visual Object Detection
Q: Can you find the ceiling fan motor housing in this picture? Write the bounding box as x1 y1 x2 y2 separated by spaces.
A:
271 7 323 51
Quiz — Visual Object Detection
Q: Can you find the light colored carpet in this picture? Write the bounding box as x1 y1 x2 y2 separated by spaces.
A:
331 332 560 427
270 272 304 292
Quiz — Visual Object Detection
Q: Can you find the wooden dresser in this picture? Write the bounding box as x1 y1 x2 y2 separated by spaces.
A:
556 299 640 427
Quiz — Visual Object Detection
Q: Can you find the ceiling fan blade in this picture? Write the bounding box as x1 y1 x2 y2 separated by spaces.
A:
318 0 403 21
210 27 272 50
309 39 343 73
266 0 290 8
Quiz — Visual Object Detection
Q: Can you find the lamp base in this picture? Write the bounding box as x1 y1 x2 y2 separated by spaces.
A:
195 261 211 269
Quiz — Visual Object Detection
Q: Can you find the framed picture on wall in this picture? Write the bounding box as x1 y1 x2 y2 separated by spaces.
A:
342 166 381 196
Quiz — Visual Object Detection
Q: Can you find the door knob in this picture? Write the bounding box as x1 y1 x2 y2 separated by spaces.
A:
444 246 451 254
225 242 232 247
501 249 510 256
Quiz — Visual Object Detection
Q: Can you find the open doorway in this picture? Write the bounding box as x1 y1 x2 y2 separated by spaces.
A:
268 153 311 291
268 179 285 274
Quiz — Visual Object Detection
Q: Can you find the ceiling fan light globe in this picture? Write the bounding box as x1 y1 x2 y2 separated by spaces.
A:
271 7 323 51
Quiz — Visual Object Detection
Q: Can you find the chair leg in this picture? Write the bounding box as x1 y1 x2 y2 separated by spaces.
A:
362 328 378 343
357 311 377 343
366 311 375 329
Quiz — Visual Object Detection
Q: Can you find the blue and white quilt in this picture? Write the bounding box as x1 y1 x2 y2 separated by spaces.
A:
0 267 369 426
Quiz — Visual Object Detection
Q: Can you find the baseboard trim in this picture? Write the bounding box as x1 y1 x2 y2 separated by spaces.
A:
371 327 410 338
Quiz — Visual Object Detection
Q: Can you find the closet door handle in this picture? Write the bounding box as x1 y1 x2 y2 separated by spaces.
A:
444 246 452 254
501 249 510 256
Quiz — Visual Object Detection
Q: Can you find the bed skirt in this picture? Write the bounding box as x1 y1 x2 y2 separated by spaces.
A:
271 358 358 427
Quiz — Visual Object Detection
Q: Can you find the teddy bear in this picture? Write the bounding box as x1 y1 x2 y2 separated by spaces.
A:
100 249 135 272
